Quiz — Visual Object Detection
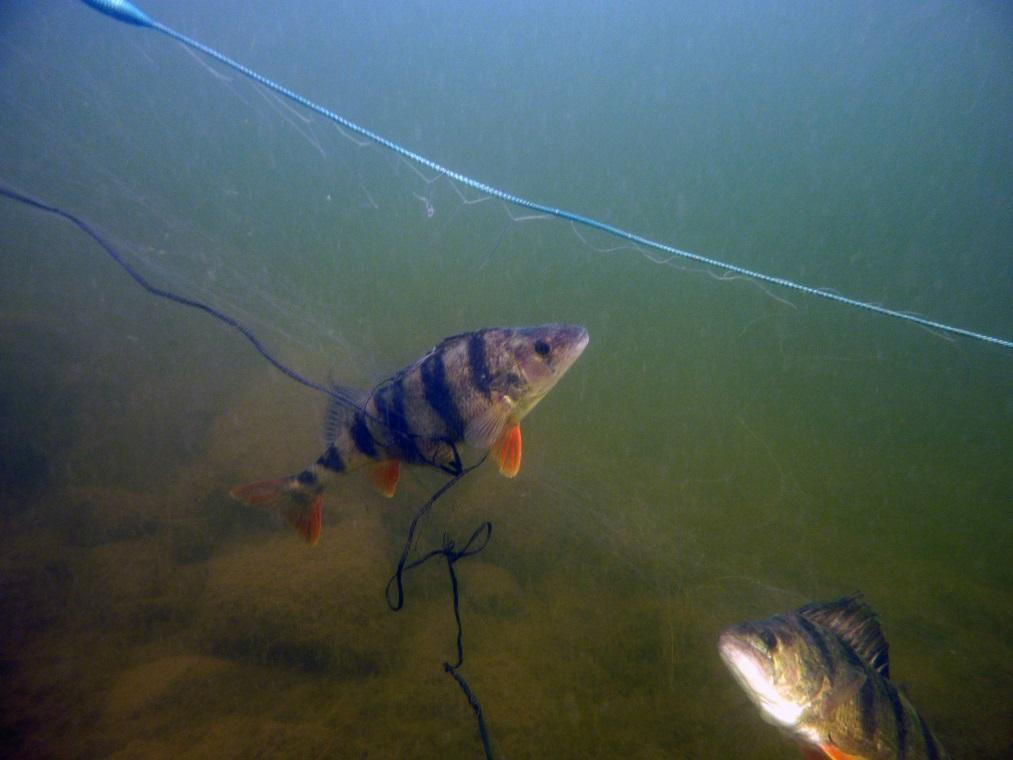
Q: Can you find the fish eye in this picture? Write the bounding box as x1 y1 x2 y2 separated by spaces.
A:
759 629 778 651
534 339 551 356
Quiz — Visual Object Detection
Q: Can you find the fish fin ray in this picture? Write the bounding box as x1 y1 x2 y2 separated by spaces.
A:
370 459 401 497
230 478 324 544
230 478 292 507
815 744 864 760
819 671 867 720
797 594 890 678
492 422 522 477
464 397 513 449
286 493 323 545
323 382 368 445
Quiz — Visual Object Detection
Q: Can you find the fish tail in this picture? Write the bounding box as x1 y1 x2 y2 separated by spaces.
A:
230 476 324 545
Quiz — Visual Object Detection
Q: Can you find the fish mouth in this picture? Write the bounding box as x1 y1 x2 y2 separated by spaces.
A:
719 630 765 685
572 325 590 354
718 630 804 728
551 324 590 371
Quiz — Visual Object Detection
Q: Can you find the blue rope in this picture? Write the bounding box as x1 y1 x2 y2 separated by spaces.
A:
79 0 1011 350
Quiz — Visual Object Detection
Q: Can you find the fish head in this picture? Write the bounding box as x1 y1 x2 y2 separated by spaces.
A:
485 324 589 419
718 615 828 731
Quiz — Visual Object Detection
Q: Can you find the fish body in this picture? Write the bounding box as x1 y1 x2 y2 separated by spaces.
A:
718 595 949 760
231 324 589 543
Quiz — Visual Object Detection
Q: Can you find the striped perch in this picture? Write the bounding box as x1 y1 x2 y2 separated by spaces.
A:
718 595 950 760
231 324 589 544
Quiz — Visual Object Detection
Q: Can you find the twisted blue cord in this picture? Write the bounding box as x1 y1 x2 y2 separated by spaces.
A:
80 0 1011 350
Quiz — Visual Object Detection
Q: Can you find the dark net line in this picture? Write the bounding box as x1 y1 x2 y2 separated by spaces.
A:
0 183 474 472
385 463 496 759
2 181 499 758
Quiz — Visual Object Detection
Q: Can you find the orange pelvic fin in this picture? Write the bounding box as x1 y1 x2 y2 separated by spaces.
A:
799 746 827 760
370 459 401 497
492 422 522 478
229 478 324 545
814 744 863 760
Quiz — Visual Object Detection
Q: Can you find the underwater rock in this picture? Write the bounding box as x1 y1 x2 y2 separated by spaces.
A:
103 739 175 759
0 440 50 500
0 534 75 635
165 487 257 564
197 512 402 678
53 533 205 642
0 386 56 516
460 560 524 618
55 486 162 548
103 654 232 722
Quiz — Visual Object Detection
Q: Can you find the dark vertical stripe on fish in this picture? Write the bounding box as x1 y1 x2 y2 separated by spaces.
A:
351 412 378 459
857 676 877 740
795 614 836 680
468 330 491 398
387 377 421 462
885 682 908 760
870 648 890 679
316 444 345 473
421 350 465 440
916 711 940 760
373 386 392 440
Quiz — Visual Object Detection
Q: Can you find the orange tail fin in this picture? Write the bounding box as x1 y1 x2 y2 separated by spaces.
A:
492 422 522 478
230 478 323 545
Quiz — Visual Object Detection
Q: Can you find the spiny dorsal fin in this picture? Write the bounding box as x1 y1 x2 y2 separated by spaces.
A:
323 382 368 446
797 594 890 678
426 328 485 355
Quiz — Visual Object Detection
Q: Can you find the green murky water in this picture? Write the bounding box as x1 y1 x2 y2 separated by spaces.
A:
1 1 1010 757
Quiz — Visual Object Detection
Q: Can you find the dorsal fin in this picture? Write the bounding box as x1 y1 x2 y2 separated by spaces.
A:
797 594 890 678
323 382 367 446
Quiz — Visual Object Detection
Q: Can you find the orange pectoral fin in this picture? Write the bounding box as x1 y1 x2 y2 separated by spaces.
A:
370 459 401 497
492 422 522 478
